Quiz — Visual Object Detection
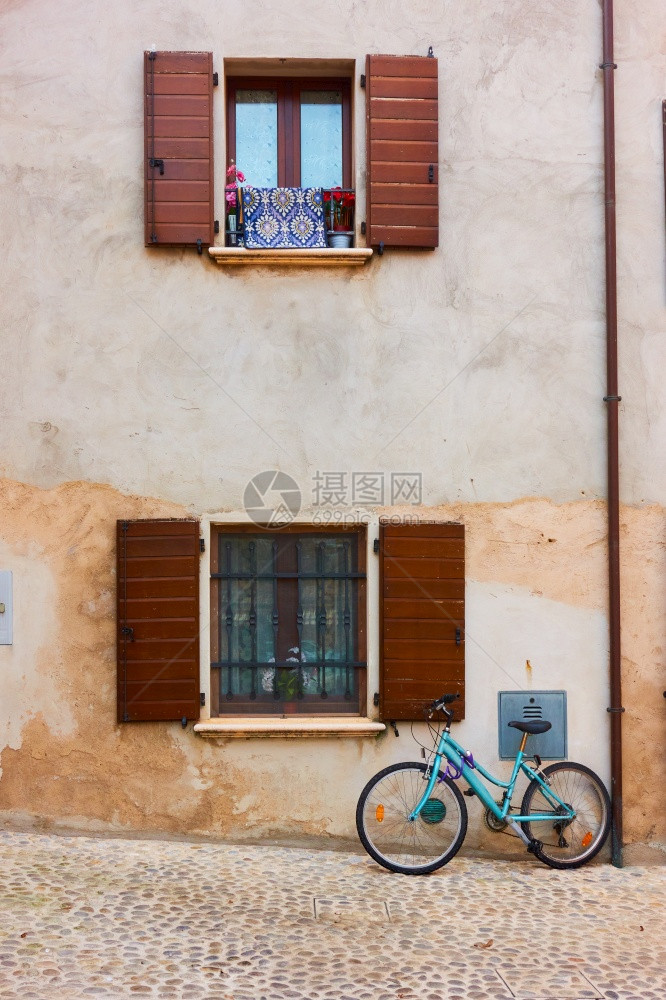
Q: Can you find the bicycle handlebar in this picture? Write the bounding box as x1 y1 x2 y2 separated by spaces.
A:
428 692 460 718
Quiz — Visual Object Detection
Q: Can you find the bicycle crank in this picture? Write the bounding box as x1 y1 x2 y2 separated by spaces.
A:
484 806 508 833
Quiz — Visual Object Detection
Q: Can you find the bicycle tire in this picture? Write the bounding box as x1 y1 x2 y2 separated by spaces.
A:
521 762 611 869
356 762 468 875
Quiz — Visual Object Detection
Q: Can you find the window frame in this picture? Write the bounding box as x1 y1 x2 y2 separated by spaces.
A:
209 522 367 718
226 75 352 189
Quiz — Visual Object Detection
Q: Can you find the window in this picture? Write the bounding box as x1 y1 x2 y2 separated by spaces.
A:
226 77 352 189
210 526 366 715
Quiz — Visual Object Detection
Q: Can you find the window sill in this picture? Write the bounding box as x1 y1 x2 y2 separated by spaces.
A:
193 717 386 739
208 247 373 267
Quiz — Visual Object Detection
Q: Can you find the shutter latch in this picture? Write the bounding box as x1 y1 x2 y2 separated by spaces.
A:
121 626 135 642
390 720 400 738
149 157 165 175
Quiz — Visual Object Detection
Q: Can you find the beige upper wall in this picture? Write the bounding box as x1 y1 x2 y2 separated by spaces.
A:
0 0 663 510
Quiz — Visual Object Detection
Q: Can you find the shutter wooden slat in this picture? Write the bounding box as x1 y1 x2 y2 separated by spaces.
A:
144 51 214 248
117 519 200 723
366 53 439 249
380 522 464 721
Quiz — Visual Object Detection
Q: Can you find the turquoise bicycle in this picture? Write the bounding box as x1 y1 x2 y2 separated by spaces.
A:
356 693 611 874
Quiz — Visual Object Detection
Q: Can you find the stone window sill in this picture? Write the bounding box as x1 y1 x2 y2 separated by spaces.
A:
208 247 373 267
193 717 386 739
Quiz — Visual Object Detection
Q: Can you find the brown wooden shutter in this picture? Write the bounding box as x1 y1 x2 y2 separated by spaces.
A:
380 522 464 721
144 51 214 248
117 519 200 723
365 53 439 249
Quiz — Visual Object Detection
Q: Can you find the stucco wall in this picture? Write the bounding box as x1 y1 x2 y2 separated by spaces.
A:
0 0 664 858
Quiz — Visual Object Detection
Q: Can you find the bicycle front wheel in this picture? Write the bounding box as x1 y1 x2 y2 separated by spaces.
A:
521 762 611 869
356 762 468 875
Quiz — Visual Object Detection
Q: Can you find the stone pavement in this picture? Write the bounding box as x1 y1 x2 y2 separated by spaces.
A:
0 830 664 1000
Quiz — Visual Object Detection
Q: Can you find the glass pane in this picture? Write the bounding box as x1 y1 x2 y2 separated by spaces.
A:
215 532 361 712
235 89 278 187
300 90 342 188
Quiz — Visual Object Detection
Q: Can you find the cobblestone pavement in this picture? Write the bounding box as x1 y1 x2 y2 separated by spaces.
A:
0 830 664 1000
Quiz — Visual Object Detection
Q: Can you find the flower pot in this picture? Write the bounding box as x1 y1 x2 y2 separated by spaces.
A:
328 233 352 249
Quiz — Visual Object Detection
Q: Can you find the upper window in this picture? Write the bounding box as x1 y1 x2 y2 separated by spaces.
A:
210 526 366 716
226 77 352 189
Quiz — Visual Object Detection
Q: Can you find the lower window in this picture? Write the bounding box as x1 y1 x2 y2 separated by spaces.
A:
210 526 366 715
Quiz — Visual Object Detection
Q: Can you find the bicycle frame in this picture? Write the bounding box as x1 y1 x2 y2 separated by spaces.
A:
409 725 575 847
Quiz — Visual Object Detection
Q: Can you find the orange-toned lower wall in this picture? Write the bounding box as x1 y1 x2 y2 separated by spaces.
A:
0 479 663 861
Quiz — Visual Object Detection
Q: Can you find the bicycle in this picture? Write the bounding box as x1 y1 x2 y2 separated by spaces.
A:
356 693 611 874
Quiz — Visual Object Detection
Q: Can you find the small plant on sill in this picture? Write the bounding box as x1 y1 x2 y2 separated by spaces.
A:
225 162 245 245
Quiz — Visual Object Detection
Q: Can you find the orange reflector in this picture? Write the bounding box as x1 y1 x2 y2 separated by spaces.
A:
582 831 593 848
376 804 385 823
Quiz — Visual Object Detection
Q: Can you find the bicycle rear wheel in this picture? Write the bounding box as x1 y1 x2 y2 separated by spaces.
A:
521 762 611 869
356 762 467 875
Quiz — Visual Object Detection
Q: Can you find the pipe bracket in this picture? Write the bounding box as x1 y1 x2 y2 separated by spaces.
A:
599 61 618 69
603 395 622 402
607 707 625 713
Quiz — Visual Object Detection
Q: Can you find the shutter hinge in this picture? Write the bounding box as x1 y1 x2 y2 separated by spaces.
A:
213 71 219 86
361 221 366 235
373 692 380 707
181 716 188 729
427 46 434 57
360 73 366 88
200 692 206 707
119 520 129 533
456 627 461 646
373 538 380 554
378 241 384 256
197 239 203 255
214 220 219 234
428 164 434 183
199 537 205 553
150 157 165 175
122 711 130 722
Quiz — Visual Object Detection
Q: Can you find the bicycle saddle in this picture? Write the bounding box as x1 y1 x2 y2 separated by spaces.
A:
508 720 552 734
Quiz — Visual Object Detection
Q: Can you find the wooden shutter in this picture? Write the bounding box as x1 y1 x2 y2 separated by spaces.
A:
365 54 439 249
117 519 200 723
380 522 464 721
144 51 214 248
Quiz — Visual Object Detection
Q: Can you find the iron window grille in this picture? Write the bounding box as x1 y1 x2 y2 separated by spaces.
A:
210 529 367 715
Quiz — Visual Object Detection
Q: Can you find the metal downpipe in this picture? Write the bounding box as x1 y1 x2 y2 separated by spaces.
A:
601 0 623 867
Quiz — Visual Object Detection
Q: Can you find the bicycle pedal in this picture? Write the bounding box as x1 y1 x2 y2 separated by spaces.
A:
463 788 476 797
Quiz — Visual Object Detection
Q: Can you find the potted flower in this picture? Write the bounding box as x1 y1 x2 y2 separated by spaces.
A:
324 188 355 248
225 162 245 246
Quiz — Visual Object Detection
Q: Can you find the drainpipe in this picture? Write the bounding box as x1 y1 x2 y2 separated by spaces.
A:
601 0 623 867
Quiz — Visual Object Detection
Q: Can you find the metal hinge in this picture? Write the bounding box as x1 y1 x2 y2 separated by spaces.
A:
378 241 385 256
200 692 206 707
197 239 203 255
427 46 434 57
360 73 366 88
150 157 165 175
428 163 434 183
361 221 366 235
213 71 219 86
214 220 219 234
373 692 380 707
373 538 380 554
199 538 205 553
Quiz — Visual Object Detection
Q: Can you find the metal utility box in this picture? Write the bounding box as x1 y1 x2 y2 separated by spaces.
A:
498 690 567 760
0 571 12 645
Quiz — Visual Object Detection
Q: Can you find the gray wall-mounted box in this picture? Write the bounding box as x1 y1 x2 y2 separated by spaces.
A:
0 571 13 645
498 690 567 760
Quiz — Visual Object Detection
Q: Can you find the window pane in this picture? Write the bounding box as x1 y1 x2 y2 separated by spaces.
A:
213 532 364 713
300 90 342 188
235 89 278 187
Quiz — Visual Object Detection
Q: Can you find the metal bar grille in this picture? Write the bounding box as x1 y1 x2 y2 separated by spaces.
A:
212 533 366 710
